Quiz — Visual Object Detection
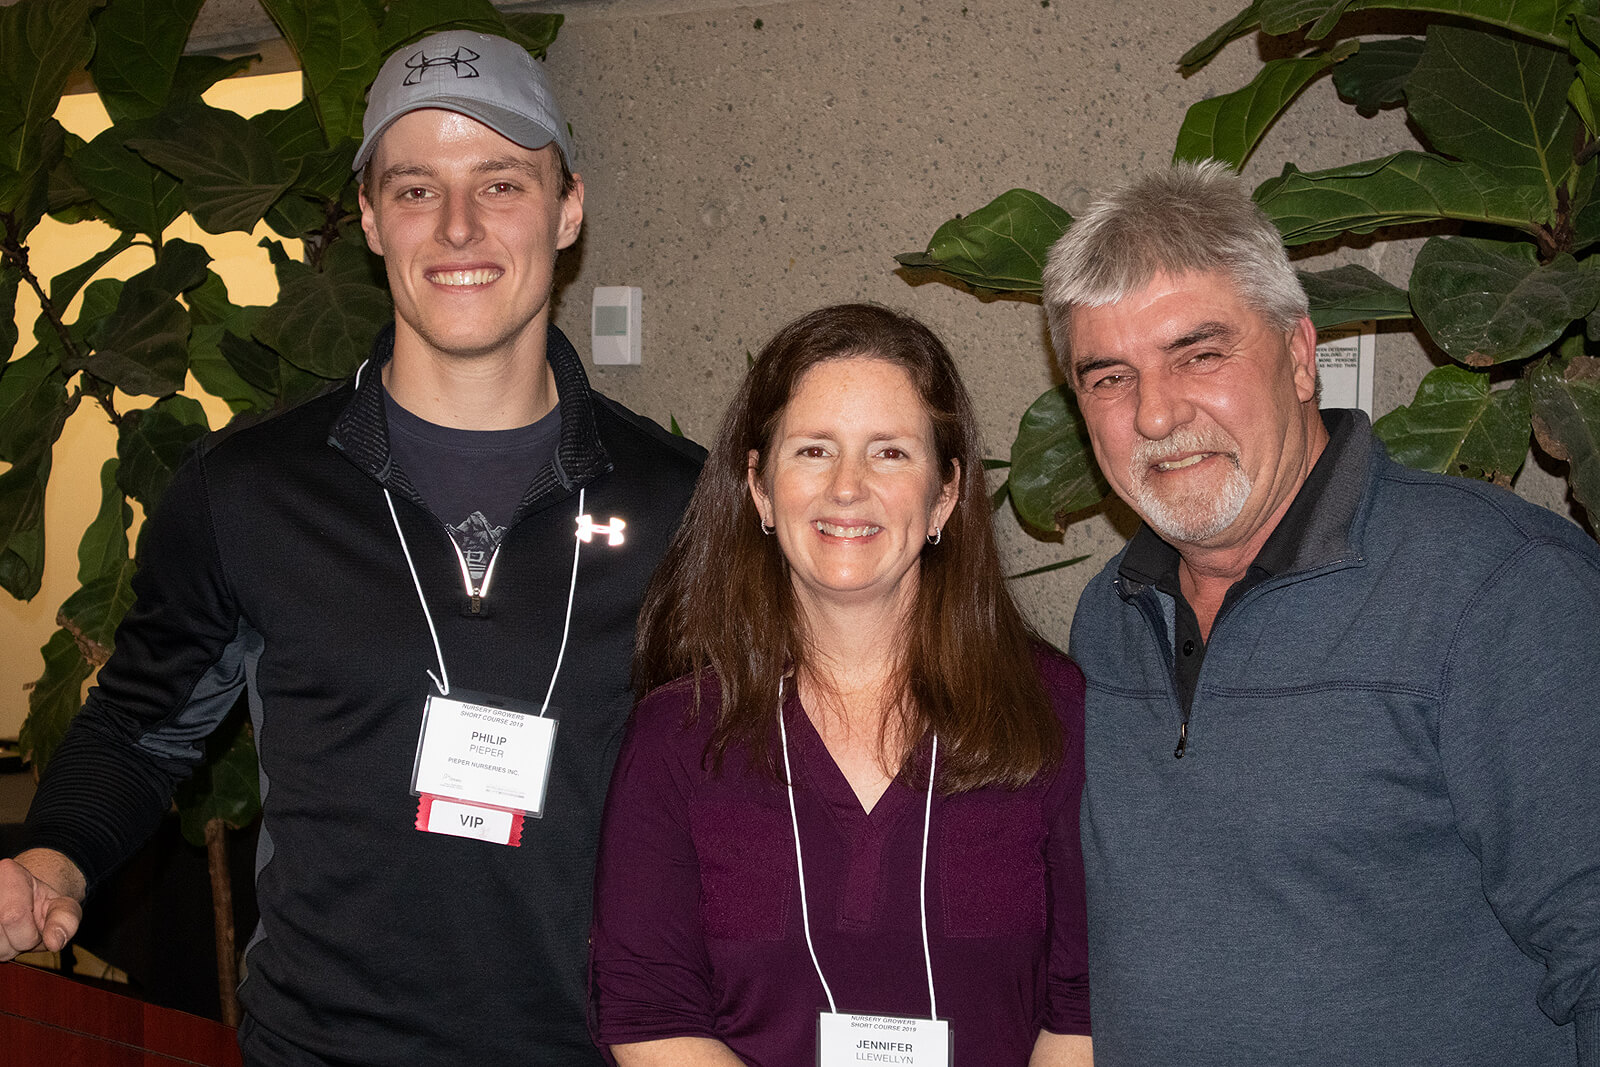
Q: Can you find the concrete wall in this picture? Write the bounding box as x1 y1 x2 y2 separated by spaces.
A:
1 0 1576 738
539 0 1547 644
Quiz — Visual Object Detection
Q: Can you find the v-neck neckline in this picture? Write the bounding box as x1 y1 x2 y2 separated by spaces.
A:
781 687 932 930
783 687 921 831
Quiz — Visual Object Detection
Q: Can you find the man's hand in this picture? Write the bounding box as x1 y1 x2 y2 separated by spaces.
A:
0 849 87 960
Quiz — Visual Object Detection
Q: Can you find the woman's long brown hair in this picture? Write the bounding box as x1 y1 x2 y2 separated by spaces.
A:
633 304 1060 792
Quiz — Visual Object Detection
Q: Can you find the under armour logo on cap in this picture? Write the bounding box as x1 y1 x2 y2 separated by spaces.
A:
576 515 626 547
402 45 482 85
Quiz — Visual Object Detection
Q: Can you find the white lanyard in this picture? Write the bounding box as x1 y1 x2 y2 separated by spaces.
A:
361 356 584 708
777 678 940 1021
383 484 584 707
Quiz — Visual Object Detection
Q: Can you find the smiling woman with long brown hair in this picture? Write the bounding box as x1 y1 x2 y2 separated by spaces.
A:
590 304 1092 1067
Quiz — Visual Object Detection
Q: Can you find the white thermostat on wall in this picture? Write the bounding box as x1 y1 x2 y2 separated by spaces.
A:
591 286 643 365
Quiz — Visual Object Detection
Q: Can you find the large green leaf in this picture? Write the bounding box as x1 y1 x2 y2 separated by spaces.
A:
318 220 390 288
1299 264 1412 330
1409 237 1597 366
1577 192 1600 253
377 0 510 54
18 629 92 773
116 394 210 514
175 707 261 846
0 523 45 601
58 561 136 668
0 343 71 461
1332 37 1424 114
1568 79 1600 252
1178 0 1263 74
78 458 132 584
239 241 356 397
1008 385 1110 534
1 259 19 361
1372 365 1531 483
371 2 563 61
894 189 1071 295
48 231 136 311
126 105 298 235
0 0 99 203
147 238 212 294
185 268 250 328
169 53 259 109
1179 0 1568 72
64 276 122 361
1405 25 1578 212
502 12 563 58
219 331 284 396
265 195 330 240
84 240 212 397
0 349 75 600
68 124 184 238
47 131 99 222
252 101 357 202
1261 0 1568 46
186 272 277 411
0 116 66 233
1254 153 1550 246
318 219 390 286
252 102 329 161
1566 14 1600 134
259 0 383 146
1175 42 1356 170
189 328 276 413
1530 352 1600 520
88 0 205 123
0 443 51 600
278 359 341 407
253 244 392 378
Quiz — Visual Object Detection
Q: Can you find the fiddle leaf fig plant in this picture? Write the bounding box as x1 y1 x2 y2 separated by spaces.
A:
898 0 1600 539
1 0 562 844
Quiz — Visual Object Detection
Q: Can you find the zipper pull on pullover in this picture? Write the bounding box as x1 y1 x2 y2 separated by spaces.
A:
452 540 503 619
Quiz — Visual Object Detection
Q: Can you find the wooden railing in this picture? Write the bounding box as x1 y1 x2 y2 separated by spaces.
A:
0 961 242 1066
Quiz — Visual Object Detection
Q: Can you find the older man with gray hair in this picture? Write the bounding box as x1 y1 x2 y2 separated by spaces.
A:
1046 160 1600 1066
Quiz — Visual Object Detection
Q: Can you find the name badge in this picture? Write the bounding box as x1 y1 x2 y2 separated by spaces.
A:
411 689 557 845
818 1012 951 1066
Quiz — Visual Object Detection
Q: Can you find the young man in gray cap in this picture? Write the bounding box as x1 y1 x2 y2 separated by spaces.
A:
0 31 703 1064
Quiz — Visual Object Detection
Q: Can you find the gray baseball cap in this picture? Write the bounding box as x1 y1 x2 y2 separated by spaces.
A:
354 30 573 173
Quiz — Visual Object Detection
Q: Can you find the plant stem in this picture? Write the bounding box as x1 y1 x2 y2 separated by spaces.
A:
3 213 80 357
204 816 241 1027
3 212 122 426
305 196 353 272
72 376 122 426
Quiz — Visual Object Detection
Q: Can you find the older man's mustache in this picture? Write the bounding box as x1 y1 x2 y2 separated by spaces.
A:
1130 428 1241 476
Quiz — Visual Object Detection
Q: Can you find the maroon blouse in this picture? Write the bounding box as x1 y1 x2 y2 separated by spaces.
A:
589 649 1091 1066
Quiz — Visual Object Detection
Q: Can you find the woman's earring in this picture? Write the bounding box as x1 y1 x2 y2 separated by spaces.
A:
927 527 941 546
760 519 774 536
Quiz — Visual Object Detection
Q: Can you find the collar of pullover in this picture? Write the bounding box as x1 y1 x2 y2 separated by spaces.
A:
328 322 614 517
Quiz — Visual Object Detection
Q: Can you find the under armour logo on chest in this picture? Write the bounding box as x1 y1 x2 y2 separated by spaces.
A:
576 515 627 547
403 46 482 85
